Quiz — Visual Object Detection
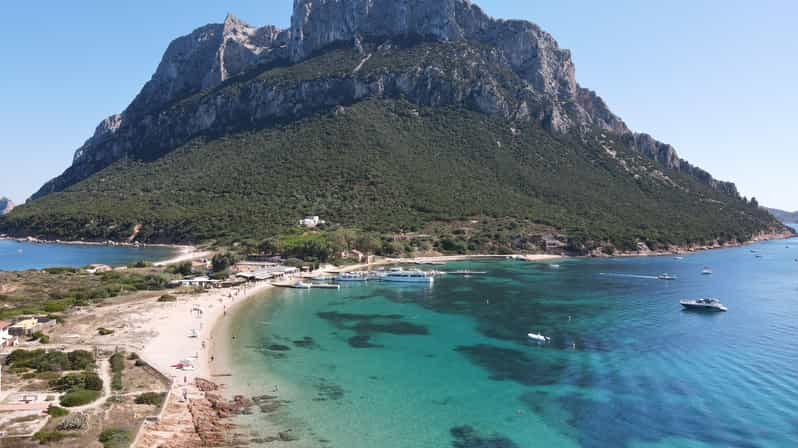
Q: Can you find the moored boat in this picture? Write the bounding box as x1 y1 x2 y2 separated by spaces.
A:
336 272 370 282
680 298 727 312
527 333 551 344
382 268 434 283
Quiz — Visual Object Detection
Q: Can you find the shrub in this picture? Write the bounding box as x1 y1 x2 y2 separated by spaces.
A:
5 349 94 372
134 392 166 406
110 352 125 391
40 334 50 344
50 372 103 392
211 253 238 272
99 428 131 448
157 294 177 302
56 413 87 431
97 327 114 336
33 430 72 444
60 389 101 407
167 261 193 276
47 405 69 417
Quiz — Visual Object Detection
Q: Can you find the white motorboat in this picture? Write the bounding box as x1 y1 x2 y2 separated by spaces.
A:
336 272 369 282
291 282 313 289
382 268 434 283
680 298 727 312
527 333 551 344
701 267 713 275
657 273 677 280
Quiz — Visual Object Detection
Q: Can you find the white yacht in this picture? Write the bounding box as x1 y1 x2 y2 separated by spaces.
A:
527 333 551 344
336 272 369 282
382 269 434 283
701 267 713 275
291 281 313 289
657 273 677 280
680 298 727 312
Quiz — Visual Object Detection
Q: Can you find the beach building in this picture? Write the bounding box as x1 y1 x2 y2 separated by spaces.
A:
8 318 39 337
0 321 18 348
299 216 325 228
170 276 222 289
236 265 299 282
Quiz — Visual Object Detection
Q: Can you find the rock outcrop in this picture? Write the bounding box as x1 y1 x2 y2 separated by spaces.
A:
0 197 14 215
34 0 738 199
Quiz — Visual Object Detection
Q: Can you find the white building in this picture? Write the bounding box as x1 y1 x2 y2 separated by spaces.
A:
299 216 325 228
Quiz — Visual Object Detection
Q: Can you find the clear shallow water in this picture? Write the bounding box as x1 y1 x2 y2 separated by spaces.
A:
0 240 178 271
229 234 798 448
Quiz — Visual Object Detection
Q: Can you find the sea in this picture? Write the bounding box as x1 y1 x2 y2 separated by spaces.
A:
0 239 178 271
227 228 798 448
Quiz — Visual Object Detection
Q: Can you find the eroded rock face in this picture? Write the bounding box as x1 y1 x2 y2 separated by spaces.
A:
34 0 738 199
0 197 14 215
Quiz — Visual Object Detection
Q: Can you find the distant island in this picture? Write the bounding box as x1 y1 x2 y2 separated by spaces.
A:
765 207 798 224
0 0 790 257
0 196 14 215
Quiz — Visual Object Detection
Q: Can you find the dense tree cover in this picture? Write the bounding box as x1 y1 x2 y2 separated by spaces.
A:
6 349 95 373
0 40 785 250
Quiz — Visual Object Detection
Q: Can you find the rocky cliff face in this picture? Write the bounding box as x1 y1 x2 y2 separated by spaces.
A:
0 197 14 215
34 0 738 199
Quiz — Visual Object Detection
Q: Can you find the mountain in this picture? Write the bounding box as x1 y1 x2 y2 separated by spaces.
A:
1 0 788 250
0 197 13 215
765 208 798 224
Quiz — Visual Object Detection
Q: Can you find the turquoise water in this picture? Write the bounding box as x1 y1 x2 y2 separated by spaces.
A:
229 234 798 447
0 240 178 271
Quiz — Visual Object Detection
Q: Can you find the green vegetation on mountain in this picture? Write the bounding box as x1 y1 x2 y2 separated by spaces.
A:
1 39 786 252
1 98 780 252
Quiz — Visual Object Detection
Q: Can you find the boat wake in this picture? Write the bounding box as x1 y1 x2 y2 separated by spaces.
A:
600 273 660 280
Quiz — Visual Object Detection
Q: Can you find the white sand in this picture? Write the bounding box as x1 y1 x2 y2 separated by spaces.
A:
139 282 273 386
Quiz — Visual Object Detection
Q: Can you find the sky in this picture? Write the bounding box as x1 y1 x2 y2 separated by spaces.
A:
0 1 796 210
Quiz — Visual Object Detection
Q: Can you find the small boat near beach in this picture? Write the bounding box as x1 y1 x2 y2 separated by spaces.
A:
680 298 728 312
527 333 551 344
657 273 677 280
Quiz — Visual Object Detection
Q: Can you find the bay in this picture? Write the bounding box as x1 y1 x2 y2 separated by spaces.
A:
229 231 798 447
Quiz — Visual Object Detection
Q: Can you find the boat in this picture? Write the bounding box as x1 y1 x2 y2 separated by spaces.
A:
549 264 561 269
527 333 551 344
701 267 713 275
657 273 677 280
415 261 446 266
673 256 685 260
680 298 728 312
336 272 369 282
381 269 434 283
291 282 313 289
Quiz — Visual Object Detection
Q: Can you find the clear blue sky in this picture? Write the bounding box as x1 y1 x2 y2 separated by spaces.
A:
1 1 796 210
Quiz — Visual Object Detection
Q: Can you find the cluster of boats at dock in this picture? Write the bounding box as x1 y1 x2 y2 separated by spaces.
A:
284 267 489 288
